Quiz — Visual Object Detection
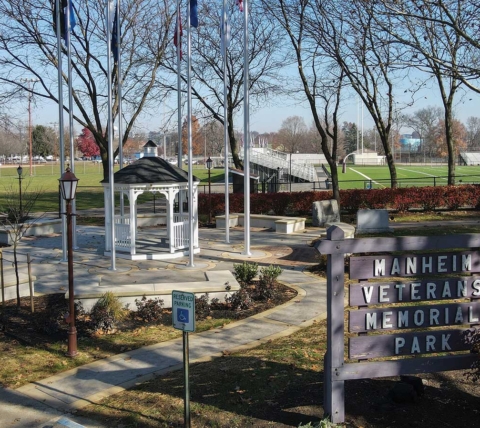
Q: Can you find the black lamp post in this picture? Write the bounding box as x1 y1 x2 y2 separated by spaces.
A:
59 167 79 357
206 157 213 224
16 165 23 219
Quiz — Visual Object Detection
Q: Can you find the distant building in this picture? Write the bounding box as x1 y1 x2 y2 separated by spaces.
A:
399 134 421 152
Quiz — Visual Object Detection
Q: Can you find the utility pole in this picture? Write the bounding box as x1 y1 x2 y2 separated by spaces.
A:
21 78 40 176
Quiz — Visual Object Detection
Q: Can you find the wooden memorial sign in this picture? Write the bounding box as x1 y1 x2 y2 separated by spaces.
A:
315 227 480 424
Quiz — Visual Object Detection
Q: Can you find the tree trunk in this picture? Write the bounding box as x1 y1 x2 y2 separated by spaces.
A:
13 243 20 308
329 160 340 202
228 114 242 169
445 108 456 185
382 138 397 188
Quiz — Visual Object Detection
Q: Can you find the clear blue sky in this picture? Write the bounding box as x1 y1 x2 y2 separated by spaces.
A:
17 80 480 137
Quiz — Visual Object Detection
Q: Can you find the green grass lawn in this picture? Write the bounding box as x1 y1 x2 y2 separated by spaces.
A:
338 164 480 189
2 162 480 212
0 162 225 213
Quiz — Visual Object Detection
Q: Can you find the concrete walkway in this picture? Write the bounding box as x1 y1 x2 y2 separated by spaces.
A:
0 226 327 428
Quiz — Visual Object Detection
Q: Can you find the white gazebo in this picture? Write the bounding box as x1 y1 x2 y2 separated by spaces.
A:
102 141 200 260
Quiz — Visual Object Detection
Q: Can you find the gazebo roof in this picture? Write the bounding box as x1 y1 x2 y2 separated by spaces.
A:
101 157 199 184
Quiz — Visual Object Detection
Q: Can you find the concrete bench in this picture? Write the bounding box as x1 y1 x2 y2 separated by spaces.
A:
67 270 240 312
136 213 167 227
0 218 62 245
216 214 306 234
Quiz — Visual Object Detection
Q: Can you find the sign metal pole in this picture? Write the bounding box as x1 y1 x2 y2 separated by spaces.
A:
183 331 190 428
172 290 195 427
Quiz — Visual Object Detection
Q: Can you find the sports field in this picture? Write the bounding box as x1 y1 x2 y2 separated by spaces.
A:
0 162 222 212
338 165 480 189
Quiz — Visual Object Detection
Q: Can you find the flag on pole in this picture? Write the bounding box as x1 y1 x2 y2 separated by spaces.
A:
220 5 230 57
236 0 243 12
53 0 76 42
190 0 198 28
174 15 183 59
111 2 119 63
107 0 115 33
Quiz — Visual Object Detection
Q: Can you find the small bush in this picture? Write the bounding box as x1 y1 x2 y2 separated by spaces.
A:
233 261 258 287
259 265 282 287
255 265 282 301
195 294 211 320
135 296 165 323
90 291 128 333
226 288 254 311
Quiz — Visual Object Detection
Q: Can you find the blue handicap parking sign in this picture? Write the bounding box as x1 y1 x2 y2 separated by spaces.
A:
177 308 189 324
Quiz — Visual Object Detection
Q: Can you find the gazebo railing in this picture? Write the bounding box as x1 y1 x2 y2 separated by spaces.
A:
114 216 131 251
172 220 189 249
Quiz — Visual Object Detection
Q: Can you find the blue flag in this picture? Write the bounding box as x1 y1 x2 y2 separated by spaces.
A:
190 0 198 28
111 2 119 63
65 0 76 42
53 0 73 41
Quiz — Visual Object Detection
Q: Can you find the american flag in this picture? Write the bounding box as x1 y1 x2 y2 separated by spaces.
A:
173 16 183 60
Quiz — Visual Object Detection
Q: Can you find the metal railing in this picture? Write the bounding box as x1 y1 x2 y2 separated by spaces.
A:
239 148 318 182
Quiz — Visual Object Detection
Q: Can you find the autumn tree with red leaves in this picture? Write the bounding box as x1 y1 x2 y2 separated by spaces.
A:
77 128 100 158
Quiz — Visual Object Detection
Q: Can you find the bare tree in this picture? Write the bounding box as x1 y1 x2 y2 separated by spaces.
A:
308 0 422 188
200 120 224 157
0 115 25 158
373 0 468 184
404 107 443 161
277 116 308 153
264 0 372 200
0 0 173 179
0 178 42 308
162 1 286 169
377 0 480 94
466 117 480 151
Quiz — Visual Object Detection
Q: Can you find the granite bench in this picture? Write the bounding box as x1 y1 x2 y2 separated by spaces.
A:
215 214 306 234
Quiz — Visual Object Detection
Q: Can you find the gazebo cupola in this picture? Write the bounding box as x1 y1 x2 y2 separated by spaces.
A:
143 140 158 157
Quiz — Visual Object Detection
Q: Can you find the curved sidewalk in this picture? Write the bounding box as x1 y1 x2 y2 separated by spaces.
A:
0 227 327 428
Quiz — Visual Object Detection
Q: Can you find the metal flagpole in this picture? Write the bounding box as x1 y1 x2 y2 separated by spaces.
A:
242 0 251 255
177 2 183 170
107 0 116 270
65 0 77 249
222 0 230 244
116 0 124 217
187 0 194 267
56 0 67 262
176 1 183 220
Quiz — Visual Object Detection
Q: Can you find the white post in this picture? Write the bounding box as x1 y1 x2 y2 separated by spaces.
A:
107 0 116 270
222 0 230 244
55 0 67 262
187 0 195 266
242 0 251 256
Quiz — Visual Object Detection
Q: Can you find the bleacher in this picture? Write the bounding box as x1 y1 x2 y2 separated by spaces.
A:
460 152 480 165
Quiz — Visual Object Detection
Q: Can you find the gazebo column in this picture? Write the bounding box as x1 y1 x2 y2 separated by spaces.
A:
193 185 199 247
167 188 178 253
129 189 138 255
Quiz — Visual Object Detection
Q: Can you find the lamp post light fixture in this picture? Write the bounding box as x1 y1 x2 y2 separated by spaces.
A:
206 157 213 224
59 167 79 357
17 165 23 219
